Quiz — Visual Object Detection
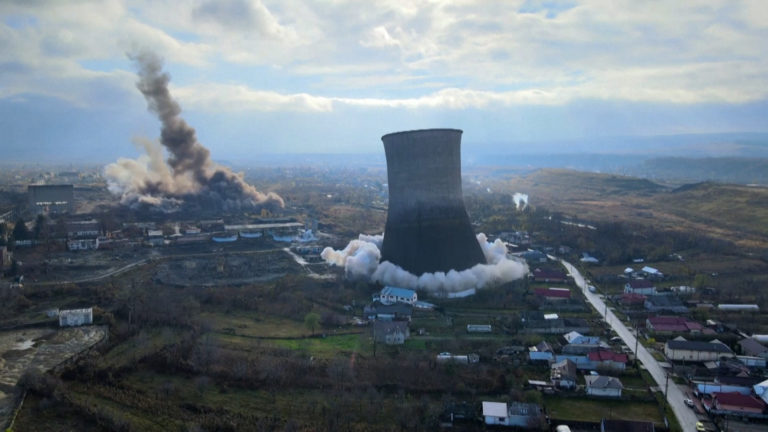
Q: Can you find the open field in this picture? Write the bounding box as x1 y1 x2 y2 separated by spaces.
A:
545 395 664 425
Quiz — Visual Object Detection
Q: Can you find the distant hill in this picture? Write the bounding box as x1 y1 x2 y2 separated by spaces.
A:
496 169 768 249
520 168 666 198
629 157 768 185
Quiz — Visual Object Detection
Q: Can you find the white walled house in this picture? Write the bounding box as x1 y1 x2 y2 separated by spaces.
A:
378 286 417 305
482 401 543 428
664 338 733 362
624 279 657 295
59 307 93 327
585 375 623 397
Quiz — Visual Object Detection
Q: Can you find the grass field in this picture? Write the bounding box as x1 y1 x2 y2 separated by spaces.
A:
545 395 663 425
200 310 309 338
99 327 188 370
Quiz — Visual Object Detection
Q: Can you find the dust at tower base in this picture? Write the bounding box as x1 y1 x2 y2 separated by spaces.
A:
380 129 487 275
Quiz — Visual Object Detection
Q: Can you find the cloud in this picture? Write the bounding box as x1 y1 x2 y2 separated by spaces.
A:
1 0 767 112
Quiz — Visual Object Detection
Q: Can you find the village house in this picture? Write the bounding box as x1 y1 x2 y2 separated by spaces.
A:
753 379 768 405
646 316 704 335
710 392 766 416
521 250 547 264
373 320 409 345
739 338 768 359
640 266 663 279
535 287 571 301
585 375 623 397
377 286 417 305
619 293 647 308
59 307 93 327
587 350 629 372
563 331 600 345
550 359 578 389
696 375 763 396
562 331 607 355
664 338 733 362
529 340 555 362
482 401 543 428
624 279 656 295
644 295 688 313
363 301 413 321
532 268 569 284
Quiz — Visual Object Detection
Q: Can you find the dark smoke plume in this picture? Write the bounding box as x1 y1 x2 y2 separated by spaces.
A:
105 51 284 212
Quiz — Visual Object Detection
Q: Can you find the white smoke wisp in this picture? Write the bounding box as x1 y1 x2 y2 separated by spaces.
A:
513 192 529 210
321 233 529 295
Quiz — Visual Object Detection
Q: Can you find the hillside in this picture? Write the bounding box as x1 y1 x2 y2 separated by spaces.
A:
495 169 768 250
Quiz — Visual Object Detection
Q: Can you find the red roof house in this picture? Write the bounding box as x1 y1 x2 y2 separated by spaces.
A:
646 316 703 333
588 350 629 371
712 392 766 414
532 268 569 283
534 287 571 301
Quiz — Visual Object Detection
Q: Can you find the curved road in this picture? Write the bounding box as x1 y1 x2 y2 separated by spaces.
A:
559 259 699 432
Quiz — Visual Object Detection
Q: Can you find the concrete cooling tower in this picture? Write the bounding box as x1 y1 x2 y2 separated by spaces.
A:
380 129 486 275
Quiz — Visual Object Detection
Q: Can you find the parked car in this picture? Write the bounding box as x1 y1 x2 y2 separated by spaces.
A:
684 398 694 408
695 421 705 431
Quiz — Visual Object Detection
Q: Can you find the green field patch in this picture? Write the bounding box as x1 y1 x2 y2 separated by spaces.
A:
200 310 308 338
545 395 663 425
100 327 187 370
269 333 369 357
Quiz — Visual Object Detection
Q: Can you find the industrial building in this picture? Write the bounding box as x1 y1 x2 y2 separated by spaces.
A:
380 129 485 275
28 184 74 214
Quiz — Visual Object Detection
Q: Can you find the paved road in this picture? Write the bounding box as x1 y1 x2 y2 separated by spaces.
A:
559 259 700 432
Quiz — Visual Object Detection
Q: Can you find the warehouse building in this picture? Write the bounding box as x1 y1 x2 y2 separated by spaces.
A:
28 184 74 215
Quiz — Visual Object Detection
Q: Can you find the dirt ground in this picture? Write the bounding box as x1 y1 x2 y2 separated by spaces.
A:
0 326 106 426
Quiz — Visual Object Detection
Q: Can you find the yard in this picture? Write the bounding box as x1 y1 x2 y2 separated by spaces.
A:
544 395 664 425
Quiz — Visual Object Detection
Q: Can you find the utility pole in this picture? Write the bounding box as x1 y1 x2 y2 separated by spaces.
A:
664 372 670 415
634 320 640 366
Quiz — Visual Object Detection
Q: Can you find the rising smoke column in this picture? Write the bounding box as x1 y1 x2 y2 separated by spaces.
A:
321 233 528 295
513 192 528 210
105 51 283 211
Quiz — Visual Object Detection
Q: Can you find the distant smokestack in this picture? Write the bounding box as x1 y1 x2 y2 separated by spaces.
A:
380 129 486 275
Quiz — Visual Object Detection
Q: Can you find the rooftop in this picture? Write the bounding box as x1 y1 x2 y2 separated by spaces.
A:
667 340 732 353
628 279 654 288
381 286 416 298
585 375 623 389
714 392 766 410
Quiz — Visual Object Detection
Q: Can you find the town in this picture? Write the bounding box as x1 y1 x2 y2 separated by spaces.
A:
2 161 768 432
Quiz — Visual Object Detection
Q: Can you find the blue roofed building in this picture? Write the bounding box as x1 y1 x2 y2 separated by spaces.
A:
377 286 418 305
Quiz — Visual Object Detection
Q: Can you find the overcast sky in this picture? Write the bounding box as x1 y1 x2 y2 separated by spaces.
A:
1 0 767 162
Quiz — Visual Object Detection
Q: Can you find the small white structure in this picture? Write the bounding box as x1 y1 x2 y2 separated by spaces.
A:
378 286 417 305
482 401 542 428
754 378 768 404
717 304 759 312
436 352 480 364
67 237 99 251
59 307 93 327
467 324 492 333
641 266 662 276
483 402 509 426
